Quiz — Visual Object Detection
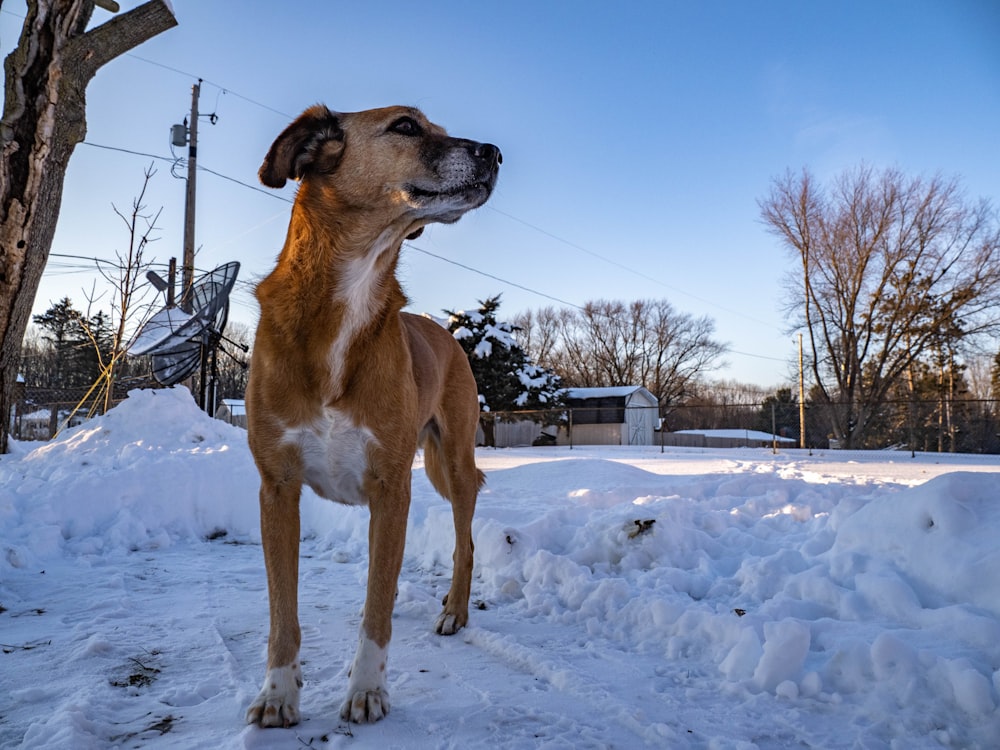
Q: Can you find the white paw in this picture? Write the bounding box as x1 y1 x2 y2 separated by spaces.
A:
435 608 468 635
340 633 389 723
340 686 390 723
246 663 303 728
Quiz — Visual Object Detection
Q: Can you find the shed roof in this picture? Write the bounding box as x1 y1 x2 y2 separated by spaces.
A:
564 386 657 405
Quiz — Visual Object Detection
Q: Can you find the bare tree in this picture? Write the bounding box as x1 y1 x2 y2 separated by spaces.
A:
518 298 727 410
0 0 176 453
511 306 563 367
215 320 252 400
668 378 770 431
82 165 162 411
760 165 1000 448
964 353 995 403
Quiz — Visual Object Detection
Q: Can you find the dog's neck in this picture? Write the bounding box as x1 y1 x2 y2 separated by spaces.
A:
256 185 414 396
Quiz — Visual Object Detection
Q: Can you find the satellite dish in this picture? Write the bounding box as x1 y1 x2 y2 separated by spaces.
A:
150 339 203 386
187 261 240 324
129 261 241 392
128 306 193 356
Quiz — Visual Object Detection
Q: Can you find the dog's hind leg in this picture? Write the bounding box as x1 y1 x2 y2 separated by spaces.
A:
246 479 304 728
425 433 484 635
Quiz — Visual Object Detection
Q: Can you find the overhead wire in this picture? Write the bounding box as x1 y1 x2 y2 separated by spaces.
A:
76 140 789 364
69 57 793 368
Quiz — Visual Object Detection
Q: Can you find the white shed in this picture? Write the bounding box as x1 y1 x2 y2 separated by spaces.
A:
216 399 247 428
561 386 659 446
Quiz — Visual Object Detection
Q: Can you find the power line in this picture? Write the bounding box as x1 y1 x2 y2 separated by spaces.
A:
126 53 293 120
197 164 292 203
405 242 584 311
81 141 175 163
81 141 286 203
405 243 788 364
79 116 787 366
114 52 786 337
486 205 781 332
76 141 790 364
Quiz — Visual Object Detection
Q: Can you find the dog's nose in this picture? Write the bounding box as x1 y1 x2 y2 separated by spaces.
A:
475 143 502 166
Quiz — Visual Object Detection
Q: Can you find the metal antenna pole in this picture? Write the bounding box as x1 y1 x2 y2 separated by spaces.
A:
181 79 201 312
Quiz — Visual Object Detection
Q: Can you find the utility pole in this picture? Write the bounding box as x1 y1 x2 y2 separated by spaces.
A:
180 80 201 312
798 333 806 449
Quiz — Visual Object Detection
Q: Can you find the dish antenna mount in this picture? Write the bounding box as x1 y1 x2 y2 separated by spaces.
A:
129 261 241 414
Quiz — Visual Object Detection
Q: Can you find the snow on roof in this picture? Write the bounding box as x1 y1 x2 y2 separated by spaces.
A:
564 386 654 401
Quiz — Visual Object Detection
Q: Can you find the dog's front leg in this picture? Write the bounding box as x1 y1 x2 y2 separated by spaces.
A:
247 479 303 728
340 482 410 723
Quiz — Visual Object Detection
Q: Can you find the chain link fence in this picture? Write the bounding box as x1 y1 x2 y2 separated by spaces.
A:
479 398 1000 454
10 384 128 442
11 386 1000 455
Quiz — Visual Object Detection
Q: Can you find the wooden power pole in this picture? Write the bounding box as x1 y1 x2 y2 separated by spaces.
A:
180 80 201 312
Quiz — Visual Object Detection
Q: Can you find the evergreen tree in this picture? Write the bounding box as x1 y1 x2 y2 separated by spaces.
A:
444 296 564 444
32 298 86 386
754 387 799 440
31 299 115 388
78 310 116 387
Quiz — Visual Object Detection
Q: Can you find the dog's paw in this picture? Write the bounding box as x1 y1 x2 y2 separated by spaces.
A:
245 664 303 728
435 609 468 635
340 686 390 723
340 633 390 723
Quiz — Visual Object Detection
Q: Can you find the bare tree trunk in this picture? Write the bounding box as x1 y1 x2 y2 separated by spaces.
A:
0 0 176 452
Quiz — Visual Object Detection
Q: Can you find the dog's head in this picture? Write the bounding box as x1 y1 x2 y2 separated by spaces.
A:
260 105 501 232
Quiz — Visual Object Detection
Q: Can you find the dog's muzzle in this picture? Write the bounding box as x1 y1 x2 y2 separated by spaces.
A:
405 138 502 220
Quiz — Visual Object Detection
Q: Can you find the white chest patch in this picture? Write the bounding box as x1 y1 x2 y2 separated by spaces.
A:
282 409 374 505
326 231 395 395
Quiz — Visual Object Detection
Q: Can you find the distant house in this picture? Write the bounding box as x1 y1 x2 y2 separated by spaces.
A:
561 386 659 446
16 408 53 440
216 399 247 428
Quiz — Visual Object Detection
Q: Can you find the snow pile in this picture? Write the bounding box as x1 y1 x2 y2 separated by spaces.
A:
1 388 259 564
830 472 1000 617
1 388 999 748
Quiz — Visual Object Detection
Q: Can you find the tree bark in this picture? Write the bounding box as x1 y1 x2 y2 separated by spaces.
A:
0 0 176 452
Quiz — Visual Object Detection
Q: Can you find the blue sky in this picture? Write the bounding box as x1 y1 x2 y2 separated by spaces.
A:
3 0 998 386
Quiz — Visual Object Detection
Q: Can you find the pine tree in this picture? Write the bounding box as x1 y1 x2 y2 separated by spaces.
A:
32 298 85 387
754 387 800 440
31 298 115 388
444 296 563 443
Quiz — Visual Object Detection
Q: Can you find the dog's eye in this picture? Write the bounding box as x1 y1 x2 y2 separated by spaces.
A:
388 117 422 137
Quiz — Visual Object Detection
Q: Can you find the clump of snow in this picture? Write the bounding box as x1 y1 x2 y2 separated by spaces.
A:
830 471 1000 617
1 387 998 748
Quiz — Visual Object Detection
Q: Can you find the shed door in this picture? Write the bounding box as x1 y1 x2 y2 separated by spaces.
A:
626 406 649 445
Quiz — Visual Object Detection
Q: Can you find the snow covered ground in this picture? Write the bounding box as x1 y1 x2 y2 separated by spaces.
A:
1 387 999 749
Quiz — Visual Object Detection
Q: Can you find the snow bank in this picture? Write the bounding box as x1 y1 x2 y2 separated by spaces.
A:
831 471 1000 616
1 388 261 566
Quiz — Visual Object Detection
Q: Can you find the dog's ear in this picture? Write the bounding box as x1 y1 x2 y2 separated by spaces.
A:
259 105 345 188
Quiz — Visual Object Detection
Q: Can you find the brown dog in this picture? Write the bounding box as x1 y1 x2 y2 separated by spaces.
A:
244 105 500 726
